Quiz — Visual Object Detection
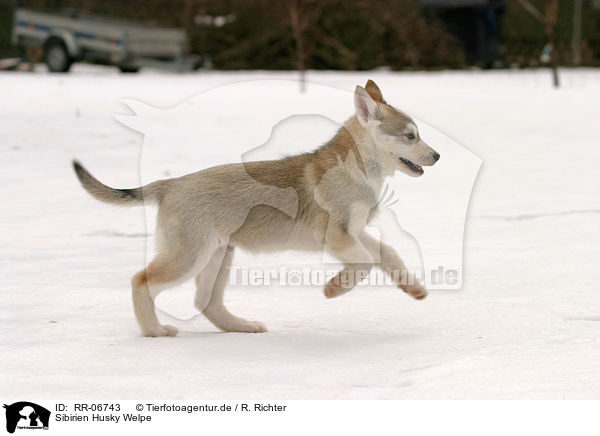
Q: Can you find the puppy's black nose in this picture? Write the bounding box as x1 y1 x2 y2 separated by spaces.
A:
432 152 440 162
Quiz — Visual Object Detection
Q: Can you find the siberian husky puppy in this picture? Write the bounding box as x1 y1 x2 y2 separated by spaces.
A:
73 80 440 336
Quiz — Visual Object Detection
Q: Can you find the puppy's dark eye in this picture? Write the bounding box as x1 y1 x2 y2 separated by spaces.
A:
405 133 415 140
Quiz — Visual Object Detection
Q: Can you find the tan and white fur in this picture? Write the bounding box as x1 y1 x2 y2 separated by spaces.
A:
73 80 440 337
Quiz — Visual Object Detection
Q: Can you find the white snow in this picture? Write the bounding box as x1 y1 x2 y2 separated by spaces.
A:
1 65 599 399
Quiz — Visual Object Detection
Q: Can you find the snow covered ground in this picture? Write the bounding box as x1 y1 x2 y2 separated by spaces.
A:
1 66 599 399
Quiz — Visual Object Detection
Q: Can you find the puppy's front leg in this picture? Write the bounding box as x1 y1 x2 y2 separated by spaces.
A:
359 231 427 300
323 225 374 299
324 266 373 298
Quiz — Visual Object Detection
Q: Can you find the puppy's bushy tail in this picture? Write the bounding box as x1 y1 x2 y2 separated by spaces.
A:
72 160 162 206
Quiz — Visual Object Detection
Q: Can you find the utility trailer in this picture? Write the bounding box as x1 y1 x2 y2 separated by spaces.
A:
12 8 199 72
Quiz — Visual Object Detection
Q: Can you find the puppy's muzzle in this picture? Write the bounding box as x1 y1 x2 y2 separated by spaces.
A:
421 151 440 167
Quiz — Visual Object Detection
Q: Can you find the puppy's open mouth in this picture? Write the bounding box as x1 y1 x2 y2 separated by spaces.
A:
399 157 424 176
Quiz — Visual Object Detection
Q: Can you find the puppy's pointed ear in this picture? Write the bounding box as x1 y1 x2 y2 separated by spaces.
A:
365 80 385 103
354 86 380 127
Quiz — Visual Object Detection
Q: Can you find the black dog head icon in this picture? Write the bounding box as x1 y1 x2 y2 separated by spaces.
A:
3 402 50 434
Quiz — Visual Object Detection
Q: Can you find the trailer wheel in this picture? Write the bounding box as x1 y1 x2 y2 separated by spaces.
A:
118 66 140 73
44 38 72 72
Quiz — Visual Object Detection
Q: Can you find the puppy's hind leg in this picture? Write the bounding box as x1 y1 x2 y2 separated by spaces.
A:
132 242 216 337
193 244 229 312
199 245 267 333
132 257 184 337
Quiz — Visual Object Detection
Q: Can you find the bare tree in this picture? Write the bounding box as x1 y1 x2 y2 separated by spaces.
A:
284 0 324 92
571 0 582 65
545 0 559 87
516 0 560 88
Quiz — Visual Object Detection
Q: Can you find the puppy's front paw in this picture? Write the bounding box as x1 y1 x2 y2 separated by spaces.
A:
402 284 428 300
144 324 179 337
324 273 352 299
324 283 343 299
